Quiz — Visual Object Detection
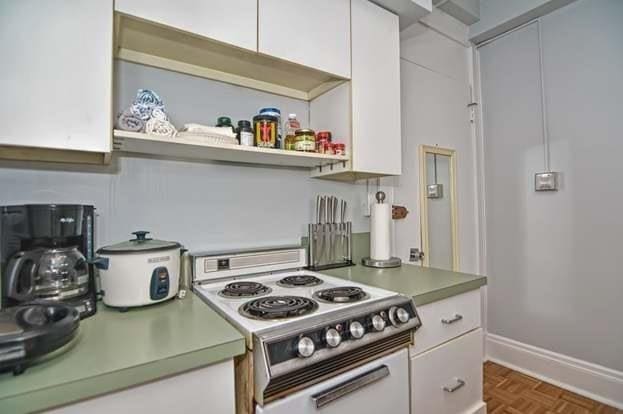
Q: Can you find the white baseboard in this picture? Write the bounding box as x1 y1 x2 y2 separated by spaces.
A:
485 333 623 409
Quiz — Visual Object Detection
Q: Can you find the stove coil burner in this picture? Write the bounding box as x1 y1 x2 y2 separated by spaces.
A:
218 281 272 298
313 287 369 303
239 296 319 320
277 275 324 287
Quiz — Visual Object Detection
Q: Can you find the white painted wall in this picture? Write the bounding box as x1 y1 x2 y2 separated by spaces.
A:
0 62 368 252
469 0 578 44
479 0 623 372
390 12 480 274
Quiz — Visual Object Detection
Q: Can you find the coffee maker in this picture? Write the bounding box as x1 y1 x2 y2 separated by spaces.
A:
0 204 97 318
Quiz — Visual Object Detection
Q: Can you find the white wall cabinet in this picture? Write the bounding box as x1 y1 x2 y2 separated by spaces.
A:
46 359 236 414
115 0 257 52
0 0 112 155
258 0 351 79
311 0 402 180
410 289 486 414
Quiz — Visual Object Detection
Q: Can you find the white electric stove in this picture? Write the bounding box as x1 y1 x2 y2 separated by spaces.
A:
191 246 421 414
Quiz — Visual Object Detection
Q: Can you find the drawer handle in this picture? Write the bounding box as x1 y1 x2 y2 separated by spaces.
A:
443 378 466 393
441 314 463 325
311 365 390 409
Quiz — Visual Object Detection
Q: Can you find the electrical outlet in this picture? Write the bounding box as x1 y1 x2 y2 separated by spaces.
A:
535 172 559 191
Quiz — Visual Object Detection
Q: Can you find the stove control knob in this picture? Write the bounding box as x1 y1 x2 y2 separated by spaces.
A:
297 336 315 358
371 314 386 332
349 321 365 339
325 328 342 348
389 306 411 326
396 307 410 324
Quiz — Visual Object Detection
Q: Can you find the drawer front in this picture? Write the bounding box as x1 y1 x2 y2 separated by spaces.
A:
411 289 481 355
410 328 483 414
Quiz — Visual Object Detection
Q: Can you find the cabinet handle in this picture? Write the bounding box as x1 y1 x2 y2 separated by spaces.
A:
443 378 466 393
311 365 390 409
441 314 463 324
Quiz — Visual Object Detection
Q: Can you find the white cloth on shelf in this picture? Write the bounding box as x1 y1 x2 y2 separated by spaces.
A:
145 118 177 138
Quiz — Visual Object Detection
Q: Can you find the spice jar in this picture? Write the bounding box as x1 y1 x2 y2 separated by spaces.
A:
316 131 332 142
253 115 278 148
237 120 254 146
334 143 346 156
294 129 316 152
216 116 235 133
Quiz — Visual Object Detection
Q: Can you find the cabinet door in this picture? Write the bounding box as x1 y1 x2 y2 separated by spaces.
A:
258 0 351 78
0 0 112 153
47 359 236 414
116 0 257 51
351 0 402 176
411 329 484 414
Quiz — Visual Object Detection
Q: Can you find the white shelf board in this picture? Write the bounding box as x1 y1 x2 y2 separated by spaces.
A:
113 130 349 168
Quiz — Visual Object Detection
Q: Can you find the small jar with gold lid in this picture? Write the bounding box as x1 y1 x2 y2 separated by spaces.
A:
294 129 316 152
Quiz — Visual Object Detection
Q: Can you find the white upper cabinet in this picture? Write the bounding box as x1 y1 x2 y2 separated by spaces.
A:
351 0 401 176
258 0 351 79
0 0 112 154
115 0 257 51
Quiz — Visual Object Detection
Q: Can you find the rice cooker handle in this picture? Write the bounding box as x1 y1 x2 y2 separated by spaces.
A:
6 250 40 301
89 256 110 270
131 231 152 241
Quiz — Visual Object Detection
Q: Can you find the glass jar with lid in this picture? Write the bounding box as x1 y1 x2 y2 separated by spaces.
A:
294 129 316 152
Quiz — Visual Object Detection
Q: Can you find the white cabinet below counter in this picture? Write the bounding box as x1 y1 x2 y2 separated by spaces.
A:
410 289 486 414
411 328 485 414
0 0 112 161
115 0 257 52
46 359 235 414
258 0 351 79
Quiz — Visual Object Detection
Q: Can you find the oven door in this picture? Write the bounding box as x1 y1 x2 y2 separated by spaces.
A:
256 349 409 414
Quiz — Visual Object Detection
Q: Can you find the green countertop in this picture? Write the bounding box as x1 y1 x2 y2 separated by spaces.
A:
0 293 245 414
322 263 487 306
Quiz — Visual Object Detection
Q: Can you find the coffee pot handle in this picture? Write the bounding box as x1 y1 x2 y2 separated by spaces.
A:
6 251 39 301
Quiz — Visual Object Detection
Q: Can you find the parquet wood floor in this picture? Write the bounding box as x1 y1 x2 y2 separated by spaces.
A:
483 361 622 414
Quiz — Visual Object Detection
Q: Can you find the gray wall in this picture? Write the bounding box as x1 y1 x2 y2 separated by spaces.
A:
0 62 368 252
480 0 623 371
391 15 480 274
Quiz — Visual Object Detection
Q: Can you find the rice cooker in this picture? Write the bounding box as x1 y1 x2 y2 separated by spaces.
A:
94 231 181 310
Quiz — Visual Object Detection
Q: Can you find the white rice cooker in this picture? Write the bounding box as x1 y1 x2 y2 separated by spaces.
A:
94 231 181 310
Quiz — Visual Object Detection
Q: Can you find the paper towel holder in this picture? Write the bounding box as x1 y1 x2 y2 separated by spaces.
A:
362 191 402 268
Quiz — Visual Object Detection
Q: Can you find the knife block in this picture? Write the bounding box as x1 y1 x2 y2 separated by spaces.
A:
307 222 354 271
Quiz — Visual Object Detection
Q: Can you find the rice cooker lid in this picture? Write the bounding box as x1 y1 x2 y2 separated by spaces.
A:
97 231 181 254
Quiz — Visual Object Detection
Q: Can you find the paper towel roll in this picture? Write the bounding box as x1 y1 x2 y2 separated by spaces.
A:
371 203 392 260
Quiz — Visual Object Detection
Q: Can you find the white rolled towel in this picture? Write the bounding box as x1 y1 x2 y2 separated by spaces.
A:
145 118 177 138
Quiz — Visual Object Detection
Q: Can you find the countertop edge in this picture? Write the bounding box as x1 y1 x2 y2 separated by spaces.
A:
0 337 246 414
412 276 487 306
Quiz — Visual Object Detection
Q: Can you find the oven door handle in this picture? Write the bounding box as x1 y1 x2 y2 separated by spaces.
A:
311 365 390 409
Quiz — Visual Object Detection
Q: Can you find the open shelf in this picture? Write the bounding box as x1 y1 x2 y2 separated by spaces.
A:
114 14 348 101
113 130 349 168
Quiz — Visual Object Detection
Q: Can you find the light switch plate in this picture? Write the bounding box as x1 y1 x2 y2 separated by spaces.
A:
427 183 443 199
535 172 559 191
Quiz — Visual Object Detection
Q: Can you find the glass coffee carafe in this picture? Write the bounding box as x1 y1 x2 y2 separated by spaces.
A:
6 246 89 302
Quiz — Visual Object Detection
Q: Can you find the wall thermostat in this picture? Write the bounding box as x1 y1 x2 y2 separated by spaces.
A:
535 172 559 191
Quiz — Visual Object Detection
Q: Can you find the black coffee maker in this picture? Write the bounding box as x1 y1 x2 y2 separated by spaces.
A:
0 204 97 318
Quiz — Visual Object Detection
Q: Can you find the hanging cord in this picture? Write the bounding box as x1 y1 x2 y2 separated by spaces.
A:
433 154 439 184
537 19 551 172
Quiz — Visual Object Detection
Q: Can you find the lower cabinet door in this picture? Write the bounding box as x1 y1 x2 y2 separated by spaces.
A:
410 328 483 414
46 359 235 414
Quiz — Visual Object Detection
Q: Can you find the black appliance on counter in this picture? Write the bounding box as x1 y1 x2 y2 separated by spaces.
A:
0 204 97 319
0 303 80 375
